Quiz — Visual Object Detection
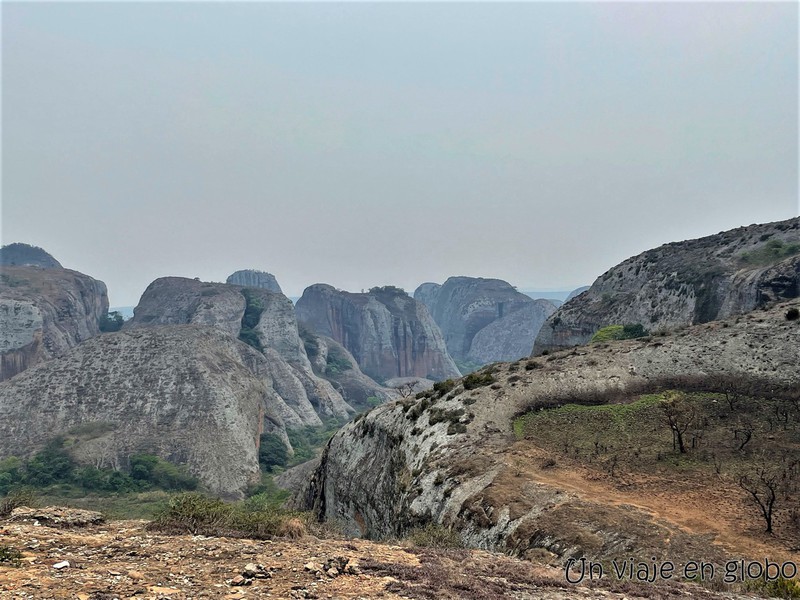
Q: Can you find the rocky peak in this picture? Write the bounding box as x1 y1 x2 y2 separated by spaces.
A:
413 276 554 366
295 284 460 383
534 217 800 354
226 269 282 294
0 242 63 269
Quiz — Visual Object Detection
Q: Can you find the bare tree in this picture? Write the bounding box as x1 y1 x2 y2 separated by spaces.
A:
662 392 695 454
738 465 780 534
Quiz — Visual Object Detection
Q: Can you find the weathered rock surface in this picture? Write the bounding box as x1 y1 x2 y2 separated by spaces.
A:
564 285 590 303
534 217 800 354
0 265 108 381
226 269 282 294
9 506 105 527
0 326 289 497
296 285 459 383
303 301 800 561
414 277 555 366
0 242 63 269
127 276 353 424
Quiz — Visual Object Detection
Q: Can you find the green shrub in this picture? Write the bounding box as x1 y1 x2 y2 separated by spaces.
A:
25 439 75 486
325 346 352 374
740 239 800 266
258 434 289 470
129 454 198 491
591 323 648 343
99 311 124 332
463 371 495 390
432 379 456 396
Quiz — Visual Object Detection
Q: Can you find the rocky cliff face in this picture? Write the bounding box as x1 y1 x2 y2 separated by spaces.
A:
127 276 353 424
414 277 555 366
533 217 800 354
303 301 800 558
0 242 63 269
0 326 293 498
295 285 460 383
226 269 282 294
0 265 108 381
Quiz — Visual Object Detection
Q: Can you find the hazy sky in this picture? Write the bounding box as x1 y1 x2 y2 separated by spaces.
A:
2 2 797 306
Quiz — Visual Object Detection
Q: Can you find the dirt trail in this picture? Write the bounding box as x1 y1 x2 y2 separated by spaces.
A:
505 443 798 564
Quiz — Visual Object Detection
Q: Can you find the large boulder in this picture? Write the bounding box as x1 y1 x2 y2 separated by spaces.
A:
226 269 282 294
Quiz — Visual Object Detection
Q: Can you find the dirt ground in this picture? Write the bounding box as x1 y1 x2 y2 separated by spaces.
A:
0 515 766 600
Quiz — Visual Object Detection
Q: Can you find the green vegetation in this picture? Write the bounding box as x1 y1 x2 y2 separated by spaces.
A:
368 285 406 295
258 433 290 470
590 323 648 343
99 311 124 332
149 492 306 539
285 419 343 466
740 239 800 266
463 370 496 390
0 438 197 498
238 288 265 351
325 345 352 375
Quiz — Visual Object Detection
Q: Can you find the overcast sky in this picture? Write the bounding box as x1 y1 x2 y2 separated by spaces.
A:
2 2 797 306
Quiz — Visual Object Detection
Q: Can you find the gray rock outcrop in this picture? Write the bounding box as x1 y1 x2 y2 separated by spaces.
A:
0 265 108 381
226 269 282 294
295 285 460 383
534 217 800 354
0 326 295 497
414 277 555 366
127 276 353 423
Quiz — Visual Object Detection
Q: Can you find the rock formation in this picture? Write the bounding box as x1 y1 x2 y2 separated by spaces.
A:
226 269 282 294
0 242 63 269
0 264 108 381
534 217 800 354
295 285 460 383
127 276 353 424
414 277 555 367
564 285 589 302
302 300 800 559
0 326 291 497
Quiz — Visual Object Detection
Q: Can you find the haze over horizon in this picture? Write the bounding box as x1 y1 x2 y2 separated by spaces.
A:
2 2 797 306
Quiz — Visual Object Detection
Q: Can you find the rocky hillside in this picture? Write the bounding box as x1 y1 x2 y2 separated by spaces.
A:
414 277 556 367
0 242 63 268
127 276 354 424
0 326 281 497
534 217 800 354
0 264 108 381
295 285 460 383
226 269 282 293
301 301 800 566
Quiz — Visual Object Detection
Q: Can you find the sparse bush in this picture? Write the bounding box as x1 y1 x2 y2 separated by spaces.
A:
0 488 37 517
432 379 456 396
150 492 307 539
407 523 463 549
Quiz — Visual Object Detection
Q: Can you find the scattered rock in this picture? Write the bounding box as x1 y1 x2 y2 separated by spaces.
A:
10 506 105 528
52 560 70 570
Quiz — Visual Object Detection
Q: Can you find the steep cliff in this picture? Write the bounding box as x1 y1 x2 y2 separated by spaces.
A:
226 269 282 294
414 277 555 366
303 301 800 561
0 265 108 381
295 285 459 383
0 326 293 498
127 276 352 423
534 217 800 354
